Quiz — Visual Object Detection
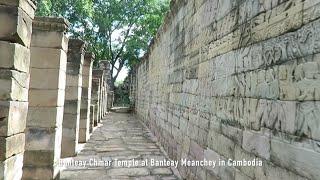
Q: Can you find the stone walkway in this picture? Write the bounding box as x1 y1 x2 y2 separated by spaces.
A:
60 112 180 180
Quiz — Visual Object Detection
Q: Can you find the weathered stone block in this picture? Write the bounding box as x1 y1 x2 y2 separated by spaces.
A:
0 69 29 101
0 41 30 73
0 101 28 136
25 127 61 151
78 127 89 143
270 138 320 180
22 165 59 180
66 74 82 87
207 128 235 159
30 47 67 70
0 153 24 180
221 123 243 145
64 86 82 101
0 0 36 18
31 31 69 52
62 114 79 129
0 5 33 47
28 89 65 107
0 133 25 161
29 68 66 90
63 100 80 114
242 130 271 160
254 160 308 180
27 106 64 128
234 145 260 179
23 150 55 166
61 127 78 157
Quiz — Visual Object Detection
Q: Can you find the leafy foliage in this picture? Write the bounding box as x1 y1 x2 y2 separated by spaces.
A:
36 0 169 88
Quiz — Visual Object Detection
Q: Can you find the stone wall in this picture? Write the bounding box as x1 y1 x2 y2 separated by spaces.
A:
134 0 320 179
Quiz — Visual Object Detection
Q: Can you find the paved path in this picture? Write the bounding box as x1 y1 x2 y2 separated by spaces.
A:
60 112 180 180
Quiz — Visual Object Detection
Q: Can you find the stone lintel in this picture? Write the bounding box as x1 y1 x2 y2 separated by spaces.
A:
33 16 69 32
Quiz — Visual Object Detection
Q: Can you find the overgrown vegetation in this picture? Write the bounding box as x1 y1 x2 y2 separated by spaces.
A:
36 0 169 89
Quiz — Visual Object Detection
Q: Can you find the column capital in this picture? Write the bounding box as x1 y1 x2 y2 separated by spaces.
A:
0 0 37 18
67 39 86 65
92 69 104 77
33 16 69 32
99 60 110 70
84 52 95 62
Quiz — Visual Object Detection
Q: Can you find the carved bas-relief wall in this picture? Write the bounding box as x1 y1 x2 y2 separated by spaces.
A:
135 0 320 179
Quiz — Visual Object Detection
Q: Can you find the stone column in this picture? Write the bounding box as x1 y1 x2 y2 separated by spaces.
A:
61 39 85 157
99 60 112 112
0 1 35 179
78 52 93 143
89 105 95 133
107 91 114 110
92 69 104 123
23 17 69 180
100 81 105 118
91 78 100 126
100 76 105 120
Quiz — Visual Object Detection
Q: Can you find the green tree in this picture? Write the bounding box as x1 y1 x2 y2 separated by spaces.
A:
36 0 169 89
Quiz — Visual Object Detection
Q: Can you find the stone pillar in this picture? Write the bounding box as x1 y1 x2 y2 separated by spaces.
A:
89 105 95 133
78 52 93 143
91 78 100 126
99 60 112 111
107 91 114 110
100 78 106 120
0 1 35 179
23 17 69 180
61 39 85 157
92 69 104 123
101 81 105 118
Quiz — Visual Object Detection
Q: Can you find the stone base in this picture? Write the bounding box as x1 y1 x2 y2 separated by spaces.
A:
61 128 78 158
78 128 89 143
22 165 60 180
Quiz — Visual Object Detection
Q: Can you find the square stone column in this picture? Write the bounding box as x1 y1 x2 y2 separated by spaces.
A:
107 91 114 110
91 78 100 126
100 81 105 119
78 52 94 143
23 17 69 180
61 39 85 157
99 60 112 112
0 1 35 179
92 70 104 123
89 105 95 133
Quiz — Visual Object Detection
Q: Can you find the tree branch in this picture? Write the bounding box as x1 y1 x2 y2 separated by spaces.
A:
113 23 133 61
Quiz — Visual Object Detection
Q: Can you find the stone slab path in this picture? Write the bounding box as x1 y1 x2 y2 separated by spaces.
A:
60 112 180 180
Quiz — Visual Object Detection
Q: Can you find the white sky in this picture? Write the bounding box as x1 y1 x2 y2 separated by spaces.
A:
111 28 130 82
113 61 129 82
